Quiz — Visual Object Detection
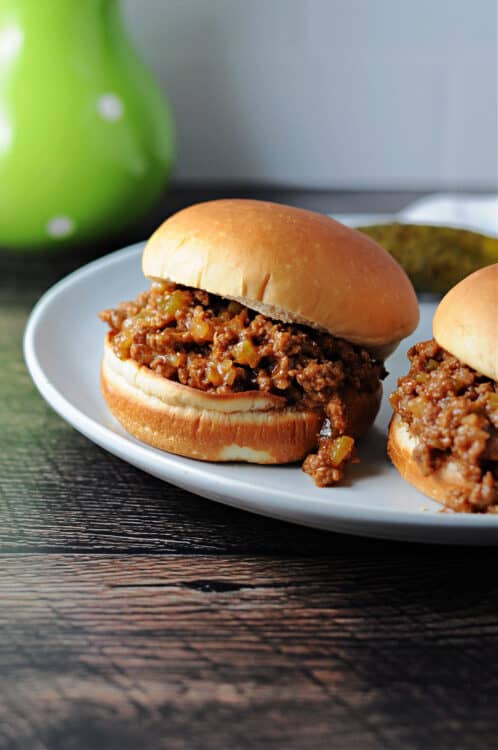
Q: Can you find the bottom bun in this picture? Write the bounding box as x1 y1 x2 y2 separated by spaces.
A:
388 414 476 508
101 336 380 464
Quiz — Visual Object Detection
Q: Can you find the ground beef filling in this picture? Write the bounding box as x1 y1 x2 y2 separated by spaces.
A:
100 281 385 486
390 340 498 512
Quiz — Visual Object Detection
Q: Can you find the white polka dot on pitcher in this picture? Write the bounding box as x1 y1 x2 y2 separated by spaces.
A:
47 216 75 238
97 94 124 122
0 26 23 64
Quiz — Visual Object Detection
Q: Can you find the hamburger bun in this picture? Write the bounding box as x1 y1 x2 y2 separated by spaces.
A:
389 263 498 508
433 262 498 381
142 199 419 359
102 335 382 463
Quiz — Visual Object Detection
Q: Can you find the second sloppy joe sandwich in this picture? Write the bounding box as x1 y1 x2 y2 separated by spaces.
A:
100 199 418 486
389 263 498 511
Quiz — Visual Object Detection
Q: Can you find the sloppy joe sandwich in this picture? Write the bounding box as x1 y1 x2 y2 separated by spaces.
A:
389 263 498 511
100 199 418 486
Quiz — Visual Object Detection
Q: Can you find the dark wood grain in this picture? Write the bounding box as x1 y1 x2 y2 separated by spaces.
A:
2 554 498 750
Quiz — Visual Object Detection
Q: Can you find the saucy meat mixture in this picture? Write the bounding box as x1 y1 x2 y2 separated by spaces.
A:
390 339 498 512
100 281 386 486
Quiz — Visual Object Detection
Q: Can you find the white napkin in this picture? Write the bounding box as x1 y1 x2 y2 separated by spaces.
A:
398 193 498 237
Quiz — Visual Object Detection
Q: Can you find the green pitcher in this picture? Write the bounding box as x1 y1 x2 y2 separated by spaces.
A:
0 0 175 251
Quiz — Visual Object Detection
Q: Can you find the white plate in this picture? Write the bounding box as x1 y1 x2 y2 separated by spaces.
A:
24 241 498 544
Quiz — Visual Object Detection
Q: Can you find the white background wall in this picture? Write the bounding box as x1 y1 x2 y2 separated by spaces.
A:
123 0 498 189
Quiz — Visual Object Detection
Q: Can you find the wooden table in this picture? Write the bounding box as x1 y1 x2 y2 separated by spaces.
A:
2 188 497 750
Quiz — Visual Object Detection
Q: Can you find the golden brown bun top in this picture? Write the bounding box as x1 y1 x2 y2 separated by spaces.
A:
433 263 498 381
142 199 419 358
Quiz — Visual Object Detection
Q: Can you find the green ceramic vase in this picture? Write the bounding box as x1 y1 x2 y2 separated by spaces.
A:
0 0 174 251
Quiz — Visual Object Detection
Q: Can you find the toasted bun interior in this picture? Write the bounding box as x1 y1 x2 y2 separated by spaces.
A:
433 263 498 381
142 199 419 358
388 414 478 507
101 337 381 464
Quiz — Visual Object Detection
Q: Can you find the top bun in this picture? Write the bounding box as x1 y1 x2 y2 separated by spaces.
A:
433 262 497 381
142 199 419 358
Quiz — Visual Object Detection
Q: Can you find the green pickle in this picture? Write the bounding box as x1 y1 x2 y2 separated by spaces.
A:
233 339 260 368
357 223 498 294
329 436 355 467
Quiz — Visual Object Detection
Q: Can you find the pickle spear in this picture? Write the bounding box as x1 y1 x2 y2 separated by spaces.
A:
358 223 498 294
